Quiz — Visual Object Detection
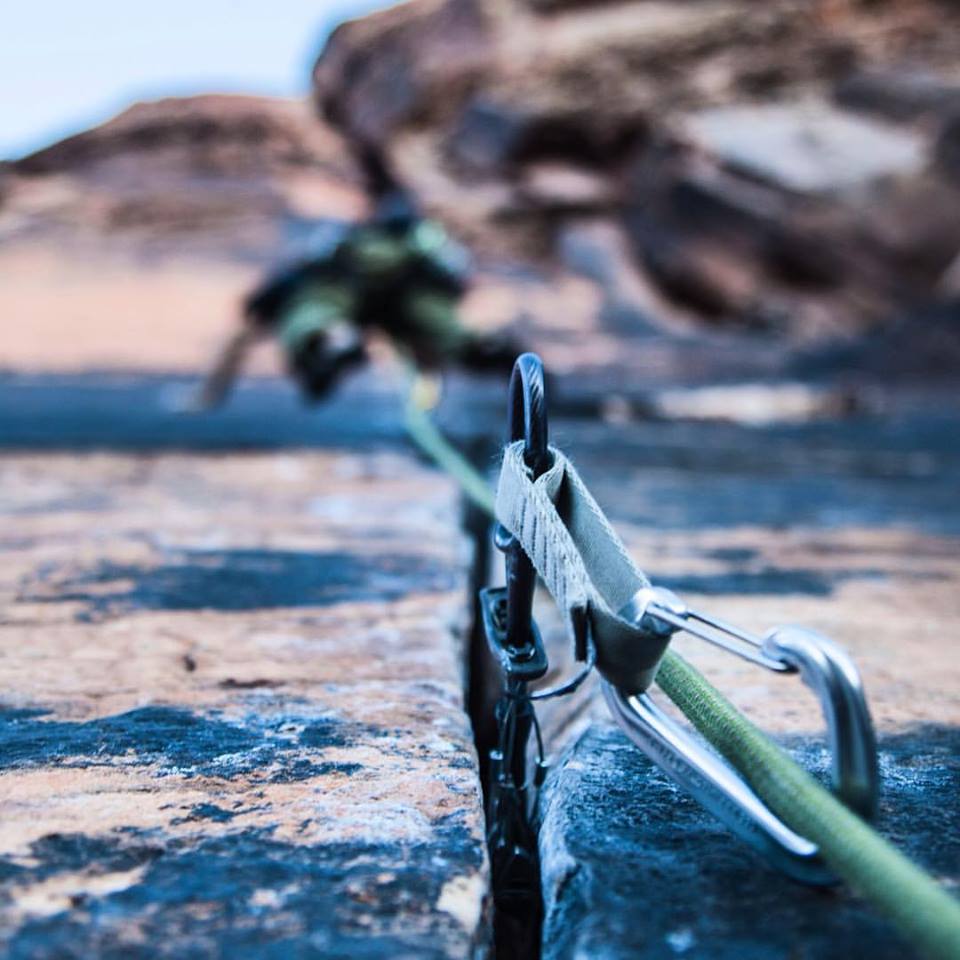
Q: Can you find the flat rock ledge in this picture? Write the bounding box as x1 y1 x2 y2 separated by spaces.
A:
0 450 489 958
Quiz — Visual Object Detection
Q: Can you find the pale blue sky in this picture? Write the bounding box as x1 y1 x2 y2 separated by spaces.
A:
1 0 394 159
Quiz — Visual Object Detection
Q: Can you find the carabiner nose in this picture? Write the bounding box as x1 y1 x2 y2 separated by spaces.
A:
500 352 552 653
604 593 879 885
763 626 878 819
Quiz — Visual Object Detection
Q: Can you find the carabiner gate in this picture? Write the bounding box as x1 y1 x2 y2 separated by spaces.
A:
482 354 553 910
604 584 879 885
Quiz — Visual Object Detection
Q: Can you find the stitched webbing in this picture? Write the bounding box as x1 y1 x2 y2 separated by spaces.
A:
496 441 668 692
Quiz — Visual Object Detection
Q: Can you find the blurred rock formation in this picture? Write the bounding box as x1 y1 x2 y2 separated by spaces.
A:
0 95 365 259
3 2 960 386
313 0 960 358
0 96 366 375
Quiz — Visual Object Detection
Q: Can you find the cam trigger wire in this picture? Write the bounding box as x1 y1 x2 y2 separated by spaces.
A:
528 621 596 702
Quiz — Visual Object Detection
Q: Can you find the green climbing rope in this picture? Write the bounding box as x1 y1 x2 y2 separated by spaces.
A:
403 376 960 960
656 653 960 960
404 375 496 516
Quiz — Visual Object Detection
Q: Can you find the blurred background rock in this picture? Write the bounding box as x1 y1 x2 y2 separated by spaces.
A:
3 0 959 400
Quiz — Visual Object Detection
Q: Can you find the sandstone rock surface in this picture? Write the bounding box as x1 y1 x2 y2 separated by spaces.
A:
0 447 489 957
1 94 365 258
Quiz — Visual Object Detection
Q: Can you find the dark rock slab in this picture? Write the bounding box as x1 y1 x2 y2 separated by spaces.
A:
0 372 404 451
935 110 960 186
836 68 960 123
539 724 960 960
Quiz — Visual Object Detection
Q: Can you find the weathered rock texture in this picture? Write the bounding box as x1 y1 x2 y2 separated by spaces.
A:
0 449 489 957
314 0 960 354
529 407 960 958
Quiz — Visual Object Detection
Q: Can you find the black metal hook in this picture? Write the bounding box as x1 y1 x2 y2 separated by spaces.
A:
502 353 551 655
487 352 595 681
483 354 595 912
508 353 551 476
482 353 553 911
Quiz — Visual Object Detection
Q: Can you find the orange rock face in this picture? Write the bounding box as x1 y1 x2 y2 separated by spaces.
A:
0 449 490 956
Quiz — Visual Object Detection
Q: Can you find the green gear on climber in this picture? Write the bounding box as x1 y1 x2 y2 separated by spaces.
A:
195 143 522 410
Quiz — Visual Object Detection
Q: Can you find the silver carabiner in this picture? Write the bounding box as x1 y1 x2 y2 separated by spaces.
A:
603 585 879 885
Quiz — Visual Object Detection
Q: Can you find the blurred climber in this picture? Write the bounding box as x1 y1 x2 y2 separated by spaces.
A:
194 143 522 409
